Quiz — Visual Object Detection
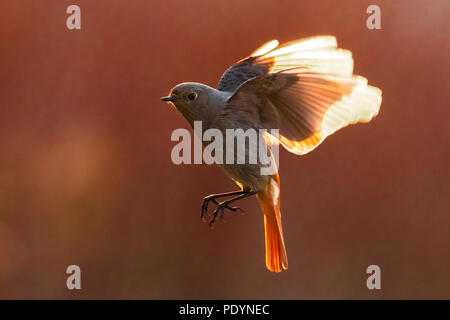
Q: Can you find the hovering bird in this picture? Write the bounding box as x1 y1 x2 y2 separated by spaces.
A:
162 36 382 272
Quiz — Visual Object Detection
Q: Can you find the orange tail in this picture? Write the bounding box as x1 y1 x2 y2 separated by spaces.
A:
257 175 288 272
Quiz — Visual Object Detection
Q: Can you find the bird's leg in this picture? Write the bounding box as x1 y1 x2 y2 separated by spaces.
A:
209 191 257 228
201 190 247 221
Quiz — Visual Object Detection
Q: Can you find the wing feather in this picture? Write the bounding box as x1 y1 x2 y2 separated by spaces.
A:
217 36 354 92
225 71 382 155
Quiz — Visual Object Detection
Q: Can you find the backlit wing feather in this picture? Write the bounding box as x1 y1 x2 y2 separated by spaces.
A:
217 36 353 92
225 69 382 155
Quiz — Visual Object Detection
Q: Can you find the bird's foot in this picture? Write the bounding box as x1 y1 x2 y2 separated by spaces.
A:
209 201 243 228
200 190 253 226
201 195 219 222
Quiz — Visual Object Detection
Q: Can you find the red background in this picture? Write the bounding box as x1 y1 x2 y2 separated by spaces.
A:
0 0 448 298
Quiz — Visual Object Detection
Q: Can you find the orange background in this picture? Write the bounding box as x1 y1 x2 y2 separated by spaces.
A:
0 0 448 299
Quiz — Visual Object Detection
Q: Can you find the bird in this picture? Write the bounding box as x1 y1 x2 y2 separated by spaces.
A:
161 35 382 272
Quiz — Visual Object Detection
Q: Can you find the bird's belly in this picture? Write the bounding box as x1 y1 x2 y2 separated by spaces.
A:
219 163 270 192
201 119 275 192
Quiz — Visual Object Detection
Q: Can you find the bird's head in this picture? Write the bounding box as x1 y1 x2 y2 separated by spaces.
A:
161 82 213 124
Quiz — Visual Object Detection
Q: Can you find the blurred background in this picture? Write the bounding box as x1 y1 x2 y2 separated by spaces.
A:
0 0 448 299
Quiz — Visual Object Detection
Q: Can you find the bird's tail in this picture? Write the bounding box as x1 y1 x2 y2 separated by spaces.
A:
257 174 288 272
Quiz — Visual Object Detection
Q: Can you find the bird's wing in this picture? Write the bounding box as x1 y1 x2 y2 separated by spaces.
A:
217 35 353 92
225 69 382 155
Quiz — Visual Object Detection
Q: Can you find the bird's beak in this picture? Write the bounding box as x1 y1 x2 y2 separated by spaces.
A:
161 96 174 102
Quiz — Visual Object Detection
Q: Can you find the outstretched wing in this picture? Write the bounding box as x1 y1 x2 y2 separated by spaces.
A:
225 69 382 155
217 36 353 92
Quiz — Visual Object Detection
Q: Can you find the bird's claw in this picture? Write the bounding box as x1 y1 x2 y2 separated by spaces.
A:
208 201 243 228
201 196 219 221
220 204 243 217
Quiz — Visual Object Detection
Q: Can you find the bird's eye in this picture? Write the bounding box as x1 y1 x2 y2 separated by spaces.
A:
187 92 197 101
